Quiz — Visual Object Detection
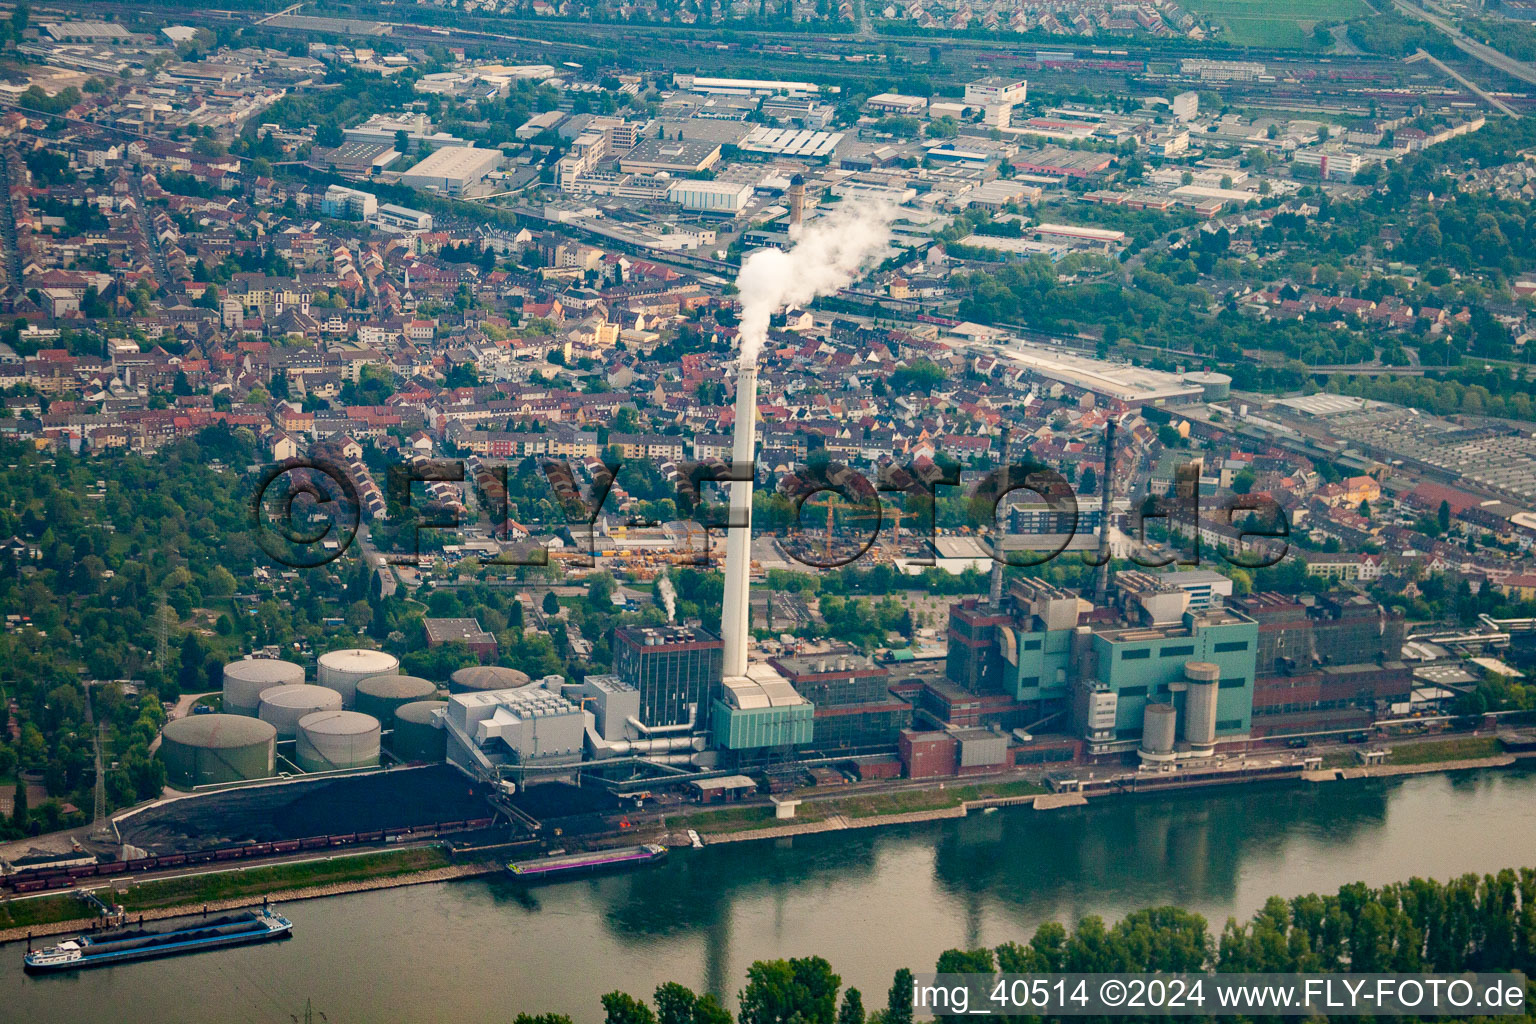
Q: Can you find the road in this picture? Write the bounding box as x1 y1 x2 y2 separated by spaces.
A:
130 174 174 288
0 147 22 289
854 0 874 41
1392 0 1536 88
1405 48 1520 118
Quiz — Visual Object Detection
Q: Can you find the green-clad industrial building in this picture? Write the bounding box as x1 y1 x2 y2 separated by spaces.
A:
711 668 815 754
1078 607 1258 756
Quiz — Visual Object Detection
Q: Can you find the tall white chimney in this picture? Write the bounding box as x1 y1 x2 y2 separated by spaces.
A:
720 359 759 678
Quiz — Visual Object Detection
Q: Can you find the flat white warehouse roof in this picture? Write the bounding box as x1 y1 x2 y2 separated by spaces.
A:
400 146 501 182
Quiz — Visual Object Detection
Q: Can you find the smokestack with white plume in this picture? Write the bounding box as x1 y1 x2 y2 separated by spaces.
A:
720 201 895 678
734 199 896 367
657 574 677 623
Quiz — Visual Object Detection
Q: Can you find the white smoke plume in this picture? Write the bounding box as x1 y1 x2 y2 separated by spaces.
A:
734 200 895 366
657 574 677 623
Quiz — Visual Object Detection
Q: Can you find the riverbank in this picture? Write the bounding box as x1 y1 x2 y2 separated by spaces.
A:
686 744 1535 845
0 849 500 945
9 763 1536 1024
3 741 1528 945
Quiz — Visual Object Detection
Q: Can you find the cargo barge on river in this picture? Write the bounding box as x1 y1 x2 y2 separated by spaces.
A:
507 844 667 881
24 905 292 972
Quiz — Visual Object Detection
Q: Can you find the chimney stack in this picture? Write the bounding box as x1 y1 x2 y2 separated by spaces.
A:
787 174 806 231
1093 417 1117 602
720 359 760 678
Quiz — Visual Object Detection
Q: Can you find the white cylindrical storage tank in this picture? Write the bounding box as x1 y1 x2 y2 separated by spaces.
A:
258 683 343 740
1183 370 1232 402
317 649 399 707
1183 661 1220 752
222 658 304 717
1140 702 1177 756
295 710 381 772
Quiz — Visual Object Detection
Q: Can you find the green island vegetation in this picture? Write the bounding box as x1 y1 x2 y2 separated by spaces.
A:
513 868 1536 1024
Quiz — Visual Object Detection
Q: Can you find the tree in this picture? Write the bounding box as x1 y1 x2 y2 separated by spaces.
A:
890 358 946 395
587 572 616 611
739 957 841 1024
1080 465 1098 496
836 989 865 1024
655 983 699 1024
1438 499 1452 535
603 992 657 1024
396 129 410 153
691 996 733 1024
885 968 914 1024
315 123 344 149
10 778 27 832
542 590 560 616
1231 469 1257 495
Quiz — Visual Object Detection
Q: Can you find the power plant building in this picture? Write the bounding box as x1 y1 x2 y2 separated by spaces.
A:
1229 591 1410 735
712 668 814 752
443 686 585 773
1076 607 1258 756
613 626 723 729
770 653 910 751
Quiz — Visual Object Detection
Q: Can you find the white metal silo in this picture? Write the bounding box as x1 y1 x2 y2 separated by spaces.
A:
1140 702 1177 758
316 649 399 707
1182 661 1221 753
258 684 344 740
222 658 305 717
295 710 381 772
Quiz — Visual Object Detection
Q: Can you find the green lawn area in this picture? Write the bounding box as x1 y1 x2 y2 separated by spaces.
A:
1181 0 1370 48
1386 736 1503 766
830 779 1047 818
0 893 95 930
672 805 778 833
119 848 451 911
191 693 222 712
679 778 1048 832
1320 736 1504 769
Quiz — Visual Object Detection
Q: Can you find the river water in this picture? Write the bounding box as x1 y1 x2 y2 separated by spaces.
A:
8 767 1536 1024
